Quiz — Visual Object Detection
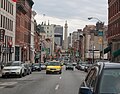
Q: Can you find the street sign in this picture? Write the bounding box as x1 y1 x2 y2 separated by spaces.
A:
98 31 103 36
0 29 5 42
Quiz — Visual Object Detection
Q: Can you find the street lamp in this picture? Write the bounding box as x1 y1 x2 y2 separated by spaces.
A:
88 17 104 60
23 45 27 63
8 41 13 61
88 17 102 23
79 35 83 61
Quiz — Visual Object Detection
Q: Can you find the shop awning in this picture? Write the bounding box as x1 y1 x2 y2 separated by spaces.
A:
104 46 111 54
112 49 120 58
100 46 111 54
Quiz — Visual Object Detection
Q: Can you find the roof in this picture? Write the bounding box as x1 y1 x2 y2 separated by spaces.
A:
94 61 120 69
104 62 120 69
49 60 59 62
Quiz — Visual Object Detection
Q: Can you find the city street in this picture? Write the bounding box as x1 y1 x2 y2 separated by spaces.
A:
0 67 86 94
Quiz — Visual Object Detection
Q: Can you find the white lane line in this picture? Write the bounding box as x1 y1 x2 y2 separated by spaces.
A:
0 82 17 86
55 84 59 90
59 76 62 79
0 86 5 89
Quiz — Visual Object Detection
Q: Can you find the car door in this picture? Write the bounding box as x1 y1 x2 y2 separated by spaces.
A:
84 67 98 93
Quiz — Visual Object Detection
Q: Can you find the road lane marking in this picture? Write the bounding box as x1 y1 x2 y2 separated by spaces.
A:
59 77 62 79
0 82 17 86
0 86 5 89
55 84 59 90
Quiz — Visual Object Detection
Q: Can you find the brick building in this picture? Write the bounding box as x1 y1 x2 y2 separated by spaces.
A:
15 0 34 62
108 0 120 62
0 0 16 63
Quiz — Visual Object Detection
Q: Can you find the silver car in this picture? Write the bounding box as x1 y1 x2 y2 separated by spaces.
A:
2 61 25 78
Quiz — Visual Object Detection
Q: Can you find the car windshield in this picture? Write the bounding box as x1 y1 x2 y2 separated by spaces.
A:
33 63 40 66
41 64 45 66
47 62 60 66
67 63 72 66
6 62 21 66
100 69 120 94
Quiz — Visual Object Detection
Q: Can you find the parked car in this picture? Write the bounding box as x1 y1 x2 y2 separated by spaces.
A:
66 63 74 70
31 63 41 71
41 63 46 70
72 62 77 66
78 61 120 94
84 64 93 72
24 63 32 75
2 61 25 78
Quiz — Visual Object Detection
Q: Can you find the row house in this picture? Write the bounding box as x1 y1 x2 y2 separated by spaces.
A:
15 0 34 62
108 0 120 62
83 24 108 63
0 0 16 63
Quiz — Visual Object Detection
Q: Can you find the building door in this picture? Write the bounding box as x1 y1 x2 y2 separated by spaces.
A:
15 47 20 61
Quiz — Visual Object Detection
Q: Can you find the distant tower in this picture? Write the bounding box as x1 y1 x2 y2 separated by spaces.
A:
64 21 68 50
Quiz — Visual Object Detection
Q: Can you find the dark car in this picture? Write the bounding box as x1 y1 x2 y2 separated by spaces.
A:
84 64 93 72
31 63 41 71
66 63 74 70
79 61 120 94
41 63 46 70
24 63 32 75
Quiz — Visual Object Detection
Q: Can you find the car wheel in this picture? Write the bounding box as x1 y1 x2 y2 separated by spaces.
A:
19 71 22 78
59 70 62 74
46 71 49 74
2 75 5 78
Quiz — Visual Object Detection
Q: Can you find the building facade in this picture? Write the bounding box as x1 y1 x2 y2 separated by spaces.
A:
15 0 34 62
108 0 120 62
41 23 55 56
30 10 36 63
0 0 16 63
83 25 108 62
54 25 63 48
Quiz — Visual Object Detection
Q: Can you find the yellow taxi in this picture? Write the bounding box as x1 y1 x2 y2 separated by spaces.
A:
46 60 62 74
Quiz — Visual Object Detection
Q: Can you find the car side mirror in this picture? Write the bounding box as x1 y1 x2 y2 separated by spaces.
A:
79 87 92 94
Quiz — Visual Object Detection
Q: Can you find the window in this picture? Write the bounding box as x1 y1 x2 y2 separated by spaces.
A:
85 69 95 86
100 69 120 94
1 0 3 8
11 4 13 15
6 0 7 11
8 19 9 30
47 31 49 33
47 27 49 29
4 0 6 10
5 17 7 29
11 21 13 31
8 1 10 12
3 16 5 28
0 15 3 27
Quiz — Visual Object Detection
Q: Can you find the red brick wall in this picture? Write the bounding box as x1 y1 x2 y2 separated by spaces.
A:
108 0 120 41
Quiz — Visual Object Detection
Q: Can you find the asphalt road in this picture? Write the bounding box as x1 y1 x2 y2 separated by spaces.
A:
0 67 87 94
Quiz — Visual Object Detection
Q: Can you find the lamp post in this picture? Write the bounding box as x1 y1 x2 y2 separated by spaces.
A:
88 17 104 60
23 45 27 63
8 41 13 61
79 35 83 61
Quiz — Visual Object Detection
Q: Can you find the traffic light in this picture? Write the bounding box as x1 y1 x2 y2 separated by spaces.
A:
98 37 102 44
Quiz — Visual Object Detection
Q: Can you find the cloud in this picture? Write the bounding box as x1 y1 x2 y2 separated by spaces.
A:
33 0 108 33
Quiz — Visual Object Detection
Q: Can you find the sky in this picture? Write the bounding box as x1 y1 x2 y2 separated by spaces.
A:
33 0 108 33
